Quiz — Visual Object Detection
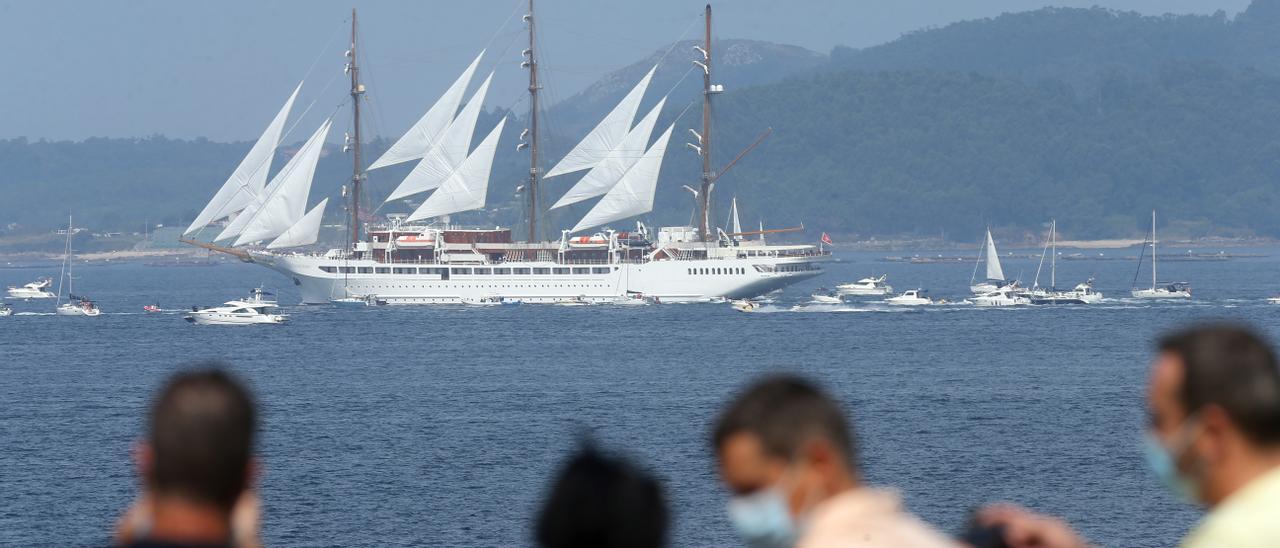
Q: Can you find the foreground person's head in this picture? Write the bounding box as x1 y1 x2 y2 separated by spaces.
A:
712 375 858 545
536 444 668 548
124 367 258 545
1147 324 1280 506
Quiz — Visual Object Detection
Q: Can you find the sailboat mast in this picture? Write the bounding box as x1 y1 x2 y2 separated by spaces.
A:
525 0 541 241
697 4 714 241
1050 219 1056 289
348 9 365 246
1151 210 1157 289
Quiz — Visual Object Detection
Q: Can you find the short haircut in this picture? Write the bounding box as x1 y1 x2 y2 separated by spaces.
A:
149 367 257 510
536 444 668 548
712 375 856 468
1159 324 1280 447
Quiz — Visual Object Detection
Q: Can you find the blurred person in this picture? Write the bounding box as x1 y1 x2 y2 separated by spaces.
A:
113 367 260 548
535 443 668 548
980 324 1280 548
712 375 957 547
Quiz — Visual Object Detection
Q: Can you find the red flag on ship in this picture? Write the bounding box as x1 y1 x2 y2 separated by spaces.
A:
821 232 833 245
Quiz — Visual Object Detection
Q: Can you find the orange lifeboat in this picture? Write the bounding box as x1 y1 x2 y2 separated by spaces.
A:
394 234 436 248
567 235 609 248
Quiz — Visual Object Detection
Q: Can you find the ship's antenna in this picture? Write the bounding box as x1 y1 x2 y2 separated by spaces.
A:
347 9 365 248
696 4 716 242
523 0 541 242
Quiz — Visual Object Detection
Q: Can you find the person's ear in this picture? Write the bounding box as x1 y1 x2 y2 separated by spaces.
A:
134 441 154 485
1196 405 1234 465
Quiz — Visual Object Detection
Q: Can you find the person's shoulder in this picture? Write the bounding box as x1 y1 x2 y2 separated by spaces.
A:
1183 474 1280 548
114 541 231 548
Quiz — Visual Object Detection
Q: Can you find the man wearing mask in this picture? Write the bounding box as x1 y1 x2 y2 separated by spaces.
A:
712 375 956 548
981 324 1280 547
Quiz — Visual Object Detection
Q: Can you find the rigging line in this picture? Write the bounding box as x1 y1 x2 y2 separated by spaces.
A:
662 65 699 100
301 18 351 92
655 11 703 68
283 68 346 143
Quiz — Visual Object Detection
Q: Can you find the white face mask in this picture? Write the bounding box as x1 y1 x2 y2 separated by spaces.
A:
727 486 796 548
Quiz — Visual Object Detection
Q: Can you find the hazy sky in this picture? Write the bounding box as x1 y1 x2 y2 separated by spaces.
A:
0 0 1250 141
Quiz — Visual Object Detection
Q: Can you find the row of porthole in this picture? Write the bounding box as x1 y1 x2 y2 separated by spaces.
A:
687 267 746 275
359 284 610 289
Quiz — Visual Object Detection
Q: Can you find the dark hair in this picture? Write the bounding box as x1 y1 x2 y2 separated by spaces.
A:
535 445 668 548
1159 324 1280 447
712 375 856 468
149 367 257 510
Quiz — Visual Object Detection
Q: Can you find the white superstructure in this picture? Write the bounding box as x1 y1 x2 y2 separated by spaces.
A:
185 288 287 325
7 277 56 299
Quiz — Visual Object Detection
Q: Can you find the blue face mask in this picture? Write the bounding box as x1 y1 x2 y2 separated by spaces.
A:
728 487 796 548
1142 418 1202 503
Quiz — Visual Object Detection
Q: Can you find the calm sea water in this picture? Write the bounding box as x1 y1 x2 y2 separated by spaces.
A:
4 246 1279 547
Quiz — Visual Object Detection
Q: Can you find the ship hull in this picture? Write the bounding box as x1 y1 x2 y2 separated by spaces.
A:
249 252 825 305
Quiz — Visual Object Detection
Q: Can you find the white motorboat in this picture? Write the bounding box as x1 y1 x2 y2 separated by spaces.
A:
970 228 1012 294
185 288 287 325
1131 210 1191 299
0 302 11 316
7 277 56 299
810 289 843 304
1268 296 1280 304
555 296 591 307
53 214 102 317
971 288 1031 307
885 289 932 306
731 299 758 312
836 275 892 296
461 295 503 306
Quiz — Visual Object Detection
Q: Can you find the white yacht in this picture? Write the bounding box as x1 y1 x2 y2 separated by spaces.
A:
53 214 102 317
836 275 892 296
971 288 1031 307
886 289 932 306
810 289 843 304
185 288 287 325
179 6 829 306
970 228 1012 294
1026 220 1102 305
7 277 56 299
1131 210 1191 299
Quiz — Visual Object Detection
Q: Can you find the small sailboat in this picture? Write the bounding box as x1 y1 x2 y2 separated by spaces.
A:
970 228 1011 294
1027 220 1102 305
7 277 56 299
836 275 892 296
54 214 101 317
886 289 932 306
186 288 287 325
1131 210 1191 299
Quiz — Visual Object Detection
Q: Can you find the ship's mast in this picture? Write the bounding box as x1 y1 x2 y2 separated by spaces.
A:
348 9 365 247
524 0 541 241
697 4 714 241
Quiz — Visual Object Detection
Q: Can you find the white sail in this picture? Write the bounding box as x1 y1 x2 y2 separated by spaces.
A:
730 197 742 239
545 65 656 179
384 72 494 203
985 229 1005 281
186 82 301 235
571 123 673 233
267 198 328 249
232 119 332 246
551 96 666 210
368 51 483 171
406 118 506 222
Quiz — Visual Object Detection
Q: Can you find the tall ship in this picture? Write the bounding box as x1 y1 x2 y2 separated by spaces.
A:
182 4 829 304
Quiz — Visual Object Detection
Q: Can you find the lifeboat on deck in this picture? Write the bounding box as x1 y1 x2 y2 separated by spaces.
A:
567 235 610 248
394 234 436 248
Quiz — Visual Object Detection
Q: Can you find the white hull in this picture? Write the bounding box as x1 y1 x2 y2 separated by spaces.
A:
837 287 891 296
185 312 287 325
56 303 101 316
248 251 825 305
7 288 56 299
810 294 843 304
1131 288 1191 299
0 307 11 317
971 294 1031 307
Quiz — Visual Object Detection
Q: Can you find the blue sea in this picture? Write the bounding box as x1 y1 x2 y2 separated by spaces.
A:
4 246 1279 547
